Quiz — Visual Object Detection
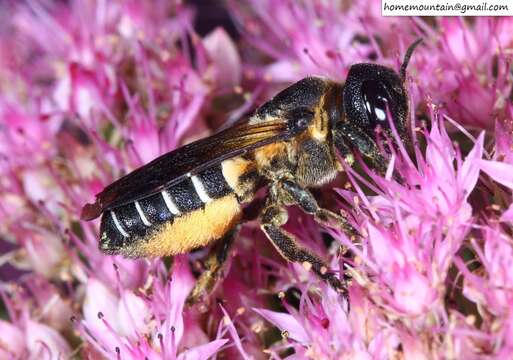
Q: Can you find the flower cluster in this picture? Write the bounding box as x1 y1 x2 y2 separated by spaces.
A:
1 0 513 359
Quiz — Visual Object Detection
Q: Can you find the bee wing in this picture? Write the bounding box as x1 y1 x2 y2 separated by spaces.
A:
81 119 289 220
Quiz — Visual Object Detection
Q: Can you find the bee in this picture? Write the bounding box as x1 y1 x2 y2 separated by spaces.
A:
82 40 421 302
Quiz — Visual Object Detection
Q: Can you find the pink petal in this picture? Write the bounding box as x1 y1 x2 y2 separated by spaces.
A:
367 224 404 272
159 256 195 353
25 320 71 359
203 27 241 88
264 60 303 82
176 339 228 360
441 18 480 62
501 204 513 222
117 291 151 340
220 306 251 360
392 265 435 315
24 230 66 278
82 278 120 349
458 132 484 196
480 160 513 189
0 320 25 357
253 308 309 343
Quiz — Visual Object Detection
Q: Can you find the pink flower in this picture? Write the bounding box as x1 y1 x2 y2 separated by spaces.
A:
256 109 493 356
414 18 513 129
0 312 71 359
25 319 71 360
1 0 513 358
229 0 370 82
78 256 228 359
203 28 242 88
456 227 513 356
0 102 61 169
0 320 25 359
336 117 483 315
479 123 513 223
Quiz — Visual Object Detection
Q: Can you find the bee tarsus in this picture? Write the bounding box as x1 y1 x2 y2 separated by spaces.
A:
186 228 237 305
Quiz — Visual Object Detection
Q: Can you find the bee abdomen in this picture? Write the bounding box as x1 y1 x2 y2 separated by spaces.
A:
99 191 174 252
100 164 233 253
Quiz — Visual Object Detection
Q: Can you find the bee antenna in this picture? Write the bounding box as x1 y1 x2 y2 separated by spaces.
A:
400 38 423 81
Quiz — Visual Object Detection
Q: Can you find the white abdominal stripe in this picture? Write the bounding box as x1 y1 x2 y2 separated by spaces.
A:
110 210 129 238
190 175 213 203
161 190 181 215
134 200 152 226
107 167 230 238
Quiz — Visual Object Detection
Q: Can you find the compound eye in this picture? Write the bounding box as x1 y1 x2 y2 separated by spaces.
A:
361 80 391 127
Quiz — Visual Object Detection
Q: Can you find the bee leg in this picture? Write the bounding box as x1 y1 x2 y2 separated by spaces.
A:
280 180 359 238
260 204 346 295
333 122 389 175
187 229 237 305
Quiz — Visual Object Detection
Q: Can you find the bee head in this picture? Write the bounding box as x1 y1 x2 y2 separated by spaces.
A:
341 39 421 144
332 40 421 173
343 63 409 140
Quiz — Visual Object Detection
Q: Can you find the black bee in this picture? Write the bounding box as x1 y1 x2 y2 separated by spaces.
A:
82 40 421 302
